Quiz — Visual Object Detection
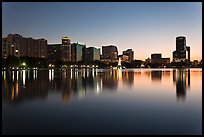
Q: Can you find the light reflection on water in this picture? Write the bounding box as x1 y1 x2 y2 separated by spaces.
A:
2 68 202 135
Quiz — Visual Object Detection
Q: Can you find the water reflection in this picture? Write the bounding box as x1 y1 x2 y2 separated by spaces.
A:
22 70 26 86
173 69 191 102
151 70 162 81
1 68 199 104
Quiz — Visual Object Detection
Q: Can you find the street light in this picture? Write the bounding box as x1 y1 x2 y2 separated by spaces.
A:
22 62 26 66
21 62 26 69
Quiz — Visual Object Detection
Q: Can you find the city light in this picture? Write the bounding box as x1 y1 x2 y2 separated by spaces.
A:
1 34 202 69
22 62 26 66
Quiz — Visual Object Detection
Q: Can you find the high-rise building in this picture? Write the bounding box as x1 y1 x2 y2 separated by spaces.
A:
6 34 22 58
173 36 190 63
86 47 100 62
2 38 9 59
2 34 47 59
71 42 86 63
27 37 34 57
21 37 28 57
186 46 190 64
102 45 118 62
176 36 186 51
47 44 61 63
62 37 71 46
38 38 47 58
61 37 71 62
123 49 134 62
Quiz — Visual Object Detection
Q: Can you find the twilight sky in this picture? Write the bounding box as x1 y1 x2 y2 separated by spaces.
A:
2 2 202 61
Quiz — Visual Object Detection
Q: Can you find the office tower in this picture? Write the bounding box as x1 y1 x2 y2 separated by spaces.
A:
186 46 190 64
86 47 100 62
172 36 190 63
102 45 118 62
38 38 47 58
47 44 61 63
61 37 71 62
176 36 186 51
62 37 70 45
71 42 86 63
123 49 134 62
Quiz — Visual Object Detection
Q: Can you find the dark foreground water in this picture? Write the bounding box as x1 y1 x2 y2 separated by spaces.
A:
2 68 202 135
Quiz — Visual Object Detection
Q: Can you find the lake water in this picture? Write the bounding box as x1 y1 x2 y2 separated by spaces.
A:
2 68 202 135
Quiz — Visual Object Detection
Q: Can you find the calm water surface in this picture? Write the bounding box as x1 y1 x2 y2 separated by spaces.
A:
2 68 202 135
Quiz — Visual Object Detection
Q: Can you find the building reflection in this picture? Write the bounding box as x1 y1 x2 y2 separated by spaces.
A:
3 69 134 104
148 69 190 102
151 70 162 81
3 68 172 104
122 70 134 87
173 69 190 102
2 70 48 103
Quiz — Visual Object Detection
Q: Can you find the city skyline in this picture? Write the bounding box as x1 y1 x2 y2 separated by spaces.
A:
2 2 202 61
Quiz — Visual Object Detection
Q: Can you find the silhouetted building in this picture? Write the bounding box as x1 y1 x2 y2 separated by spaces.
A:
151 70 162 81
151 53 170 65
86 47 100 62
172 36 190 64
2 38 9 59
61 37 71 62
118 55 129 62
4 34 22 58
151 53 161 60
123 49 134 62
172 69 190 101
176 36 186 51
161 58 170 64
71 42 86 63
47 44 61 63
186 46 190 64
62 37 70 46
102 45 118 62
2 34 47 59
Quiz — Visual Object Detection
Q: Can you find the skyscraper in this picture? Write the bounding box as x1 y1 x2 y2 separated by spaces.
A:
186 46 190 64
71 42 86 63
173 36 190 63
2 38 9 59
102 45 118 62
123 49 134 62
86 47 100 62
61 37 71 62
47 44 61 63
176 36 186 51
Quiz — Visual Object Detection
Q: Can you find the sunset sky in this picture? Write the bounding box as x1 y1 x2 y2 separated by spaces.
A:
2 2 202 61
